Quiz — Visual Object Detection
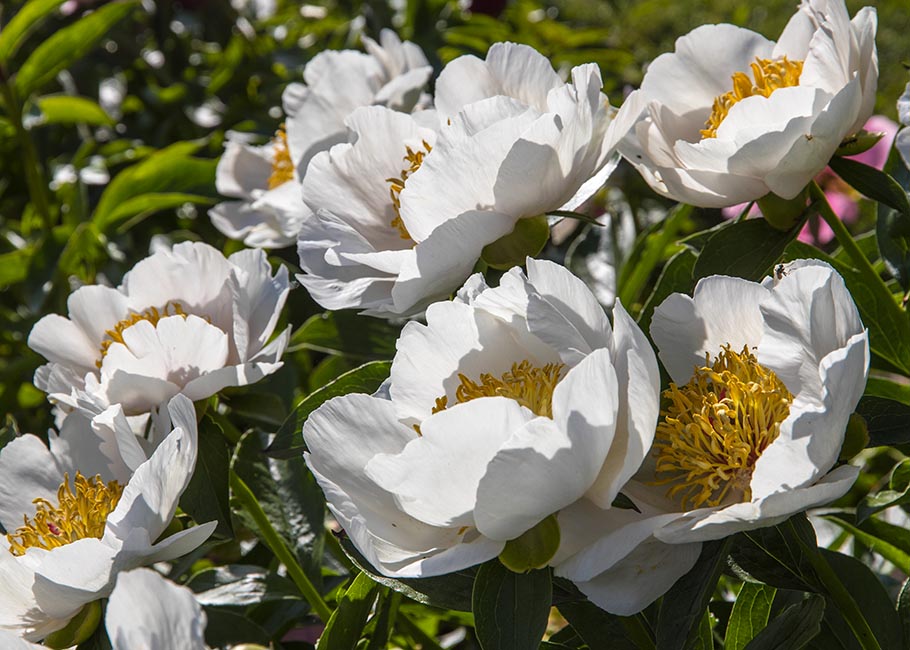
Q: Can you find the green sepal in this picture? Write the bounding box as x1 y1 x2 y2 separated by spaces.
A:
498 514 561 573
44 600 102 649
757 189 809 231
481 215 549 270
836 129 887 157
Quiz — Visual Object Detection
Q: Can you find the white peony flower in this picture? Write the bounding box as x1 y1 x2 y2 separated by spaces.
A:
297 42 631 316
554 260 869 615
303 259 660 577
209 128 312 249
616 0 878 207
0 395 215 642
897 82 910 170
211 29 431 249
106 568 208 650
28 241 289 423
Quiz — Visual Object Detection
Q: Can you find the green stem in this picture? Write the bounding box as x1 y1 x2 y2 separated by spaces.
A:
230 472 333 622
790 521 882 650
396 614 445 650
0 72 51 229
621 613 656 650
809 182 882 290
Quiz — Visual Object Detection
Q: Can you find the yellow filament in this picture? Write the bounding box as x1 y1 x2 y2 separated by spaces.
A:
97 301 188 367
386 141 432 240
7 472 124 556
652 345 793 509
268 125 294 189
701 57 804 139
432 360 566 419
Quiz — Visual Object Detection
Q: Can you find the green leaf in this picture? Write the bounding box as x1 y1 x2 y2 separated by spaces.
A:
316 573 381 650
288 311 400 359
179 416 233 539
33 95 113 126
818 549 904 650
864 376 910 405
822 514 910 575
92 141 216 231
729 518 819 592
690 611 713 650
656 539 729 650
102 193 215 232
187 564 302 606
0 0 67 63
637 248 696 335
897 579 910 648
855 396 910 446
342 537 476 612
232 430 325 585
875 151 910 291
693 217 805 282
829 156 910 219
203 608 271 648
265 360 392 458
856 459 910 523
14 1 138 97
725 583 776 650
472 562 552 650
0 247 34 286
556 601 640 650
784 242 910 376
743 594 824 650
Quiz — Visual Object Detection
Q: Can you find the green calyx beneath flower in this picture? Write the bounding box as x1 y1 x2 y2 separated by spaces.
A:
757 189 809 231
481 214 550 270
840 412 869 461
498 514 561 573
836 130 886 157
44 600 103 649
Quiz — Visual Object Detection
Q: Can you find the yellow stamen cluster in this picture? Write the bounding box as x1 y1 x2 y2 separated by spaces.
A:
7 472 124 556
652 345 793 510
701 57 804 139
432 360 566 419
268 125 294 189
387 141 432 240
97 301 188 367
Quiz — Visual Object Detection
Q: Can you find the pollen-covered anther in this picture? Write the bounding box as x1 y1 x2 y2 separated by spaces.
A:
386 140 432 240
652 345 793 509
702 56 804 139
7 472 124 556
268 125 295 189
97 301 189 367
432 360 566 418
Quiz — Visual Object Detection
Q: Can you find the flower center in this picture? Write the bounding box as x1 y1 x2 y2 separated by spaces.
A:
386 141 432 240
97 301 189 367
7 472 124 556
652 345 793 509
432 360 566 419
268 125 294 189
701 56 804 139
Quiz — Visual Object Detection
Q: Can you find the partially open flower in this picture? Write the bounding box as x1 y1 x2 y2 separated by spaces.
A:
0 396 215 642
297 42 630 317
29 242 289 424
617 0 878 207
211 29 431 249
554 260 868 615
303 260 659 576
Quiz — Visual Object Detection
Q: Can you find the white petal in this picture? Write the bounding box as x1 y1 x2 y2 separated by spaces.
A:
651 275 769 384
227 247 290 362
367 397 531 529
214 138 272 199
107 568 207 650
27 313 99 374
0 436 63 533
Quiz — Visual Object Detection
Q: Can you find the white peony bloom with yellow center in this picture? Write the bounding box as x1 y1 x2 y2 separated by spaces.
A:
297 42 631 317
0 396 215 642
553 260 869 615
211 29 431 248
28 241 289 424
615 0 878 207
303 260 660 576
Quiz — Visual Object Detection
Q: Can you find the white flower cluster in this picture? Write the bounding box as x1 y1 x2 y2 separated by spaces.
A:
1 0 882 644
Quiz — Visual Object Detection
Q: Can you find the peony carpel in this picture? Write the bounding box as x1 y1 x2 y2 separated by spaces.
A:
303 260 660 576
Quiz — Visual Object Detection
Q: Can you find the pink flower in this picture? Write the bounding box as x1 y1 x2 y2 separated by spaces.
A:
721 115 899 245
